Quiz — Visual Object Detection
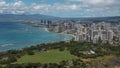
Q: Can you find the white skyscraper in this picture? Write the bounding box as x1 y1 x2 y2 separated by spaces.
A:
108 30 113 42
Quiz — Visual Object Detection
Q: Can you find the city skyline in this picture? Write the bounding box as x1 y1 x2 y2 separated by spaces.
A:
0 0 120 17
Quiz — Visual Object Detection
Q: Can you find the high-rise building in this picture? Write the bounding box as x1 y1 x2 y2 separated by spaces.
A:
108 30 113 44
93 35 99 44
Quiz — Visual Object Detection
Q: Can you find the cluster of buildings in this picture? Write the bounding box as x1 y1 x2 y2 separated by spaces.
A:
75 22 114 44
26 19 120 45
46 20 120 44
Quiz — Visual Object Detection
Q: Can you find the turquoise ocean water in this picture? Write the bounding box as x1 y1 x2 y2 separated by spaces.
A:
0 22 72 51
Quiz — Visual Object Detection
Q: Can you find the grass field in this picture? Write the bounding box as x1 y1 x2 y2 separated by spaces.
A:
15 50 78 64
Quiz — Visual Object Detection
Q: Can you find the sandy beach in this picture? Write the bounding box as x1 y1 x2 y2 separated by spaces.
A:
44 27 76 40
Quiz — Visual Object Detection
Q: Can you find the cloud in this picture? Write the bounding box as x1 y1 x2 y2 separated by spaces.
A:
69 0 117 5
13 1 24 7
0 0 119 17
52 3 80 11
67 0 120 17
0 0 26 14
0 0 81 14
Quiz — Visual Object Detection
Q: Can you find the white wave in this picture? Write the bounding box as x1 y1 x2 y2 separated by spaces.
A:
0 43 14 47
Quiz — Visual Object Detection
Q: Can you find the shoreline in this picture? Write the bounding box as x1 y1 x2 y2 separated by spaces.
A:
44 28 75 41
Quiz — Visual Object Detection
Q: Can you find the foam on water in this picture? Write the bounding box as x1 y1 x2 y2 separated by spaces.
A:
0 43 14 47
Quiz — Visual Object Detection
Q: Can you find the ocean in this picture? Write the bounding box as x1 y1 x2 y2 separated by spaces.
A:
0 22 72 51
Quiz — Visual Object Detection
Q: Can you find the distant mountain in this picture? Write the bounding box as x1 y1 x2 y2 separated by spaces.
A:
0 14 59 22
62 16 120 23
63 16 120 21
0 14 119 23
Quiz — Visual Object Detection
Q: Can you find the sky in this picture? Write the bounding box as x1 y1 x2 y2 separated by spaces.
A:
0 0 120 17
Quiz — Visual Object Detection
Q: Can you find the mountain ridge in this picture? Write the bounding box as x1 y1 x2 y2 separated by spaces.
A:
0 14 119 22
